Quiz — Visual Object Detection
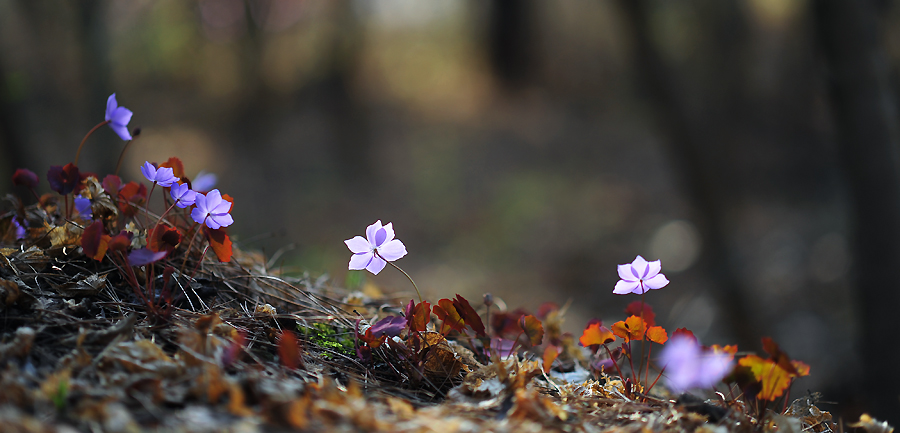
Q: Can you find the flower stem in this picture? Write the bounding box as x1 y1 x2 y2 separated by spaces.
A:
114 136 137 177
375 250 422 303
73 120 109 167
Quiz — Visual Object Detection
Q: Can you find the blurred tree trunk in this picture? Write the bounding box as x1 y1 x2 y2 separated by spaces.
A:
617 0 758 349
813 0 900 422
487 0 534 91
0 61 27 181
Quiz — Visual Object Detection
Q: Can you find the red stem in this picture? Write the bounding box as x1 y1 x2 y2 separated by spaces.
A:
73 120 109 167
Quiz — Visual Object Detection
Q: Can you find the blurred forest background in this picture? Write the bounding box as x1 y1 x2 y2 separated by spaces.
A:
2 0 900 424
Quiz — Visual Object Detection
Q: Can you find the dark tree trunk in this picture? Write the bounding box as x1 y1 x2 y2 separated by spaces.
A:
487 0 534 91
813 0 900 423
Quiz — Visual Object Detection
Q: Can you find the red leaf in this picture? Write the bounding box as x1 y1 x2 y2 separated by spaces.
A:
149 225 182 253
492 308 528 337
278 331 302 370
205 227 233 262
108 230 132 252
118 182 147 217
433 299 465 335
453 294 485 337
159 157 185 179
81 220 109 261
408 300 431 332
221 194 235 212
12 169 38 188
47 163 81 195
672 328 697 344
536 302 559 319
625 301 656 327
102 175 122 196
519 314 544 346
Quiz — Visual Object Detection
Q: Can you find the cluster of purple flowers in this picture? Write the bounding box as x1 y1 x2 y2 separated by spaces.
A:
139 161 232 230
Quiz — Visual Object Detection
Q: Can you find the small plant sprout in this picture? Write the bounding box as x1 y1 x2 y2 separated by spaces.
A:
658 335 733 393
191 189 234 229
345 220 420 302
614 255 669 295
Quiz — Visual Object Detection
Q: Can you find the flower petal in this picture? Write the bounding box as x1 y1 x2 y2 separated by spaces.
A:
618 264 636 281
345 236 371 254
377 239 407 261
206 189 223 208
106 94 118 120
382 222 395 243
646 259 661 279
632 255 649 278
205 216 221 230
644 274 669 290
109 121 132 141
613 280 641 295
213 213 234 228
111 106 133 126
140 162 156 181
349 252 373 270
366 220 382 245
366 256 387 275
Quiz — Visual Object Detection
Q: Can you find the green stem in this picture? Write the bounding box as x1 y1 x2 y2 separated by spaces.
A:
375 250 422 303
73 120 109 167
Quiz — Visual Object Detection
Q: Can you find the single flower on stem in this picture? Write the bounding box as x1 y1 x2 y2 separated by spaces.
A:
345 220 407 275
140 162 177 187
105 93 133 141
614 255 669 295
191 189 234 229
169 182 197 208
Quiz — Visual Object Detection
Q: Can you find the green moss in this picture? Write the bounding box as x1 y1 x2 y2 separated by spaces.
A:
301 322 356 359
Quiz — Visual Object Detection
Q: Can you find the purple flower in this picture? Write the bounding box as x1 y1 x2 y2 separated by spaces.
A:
344 220 408 275
128 248 167 266
191 189 234 229
169 183 197 208
12 217 26 240
74 195 92 219
614 255 669 295
140 162 177 187
369 316 407 339
191 171 217 192
105 93 133 141
659 335 733 393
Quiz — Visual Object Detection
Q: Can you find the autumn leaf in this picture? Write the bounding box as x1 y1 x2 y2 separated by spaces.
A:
205 227 232 262
278 330 302 370
117 181 147 217
646 326 668 344
762 336 800 375
81 220 109 261
710 344 738 359
579 322 616 347
738 355 795 400
611 315 646 342
519 315 544 346
453 294 486 337
625 301 656 327
407 300 431 332
160 157 185 179
148 225 181 253
543 346 559 373
433 299 465 335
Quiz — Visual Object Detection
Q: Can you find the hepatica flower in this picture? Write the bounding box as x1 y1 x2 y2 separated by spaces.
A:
170 183 197 208
140 162 177 187
614 255 669 295
659 335 733 393
345 220 407 275
74 195 92 219
191 189 234 229
105 93 133 141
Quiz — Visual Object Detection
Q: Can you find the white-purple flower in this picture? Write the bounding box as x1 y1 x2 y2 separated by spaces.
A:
613 255 669 295
140 162 177 187
659 335 733 393
344 220 407 275
191 189 234 229
169 183 197 208
105 93 133 141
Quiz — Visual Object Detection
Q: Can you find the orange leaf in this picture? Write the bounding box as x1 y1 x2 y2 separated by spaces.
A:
542 346 559 373
117 182 146 217
762 337 800 375
519 315 544 346
278 331 302 370
221 193 235 212
625 301 656 327
205 227 233 262
710 344 738 359
579 322 616 346
791 360 810 377
611 315 646 342
160 157 185 179
148 225 181 253
433 299 465 335
738 354 794 401
646 326 668 344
